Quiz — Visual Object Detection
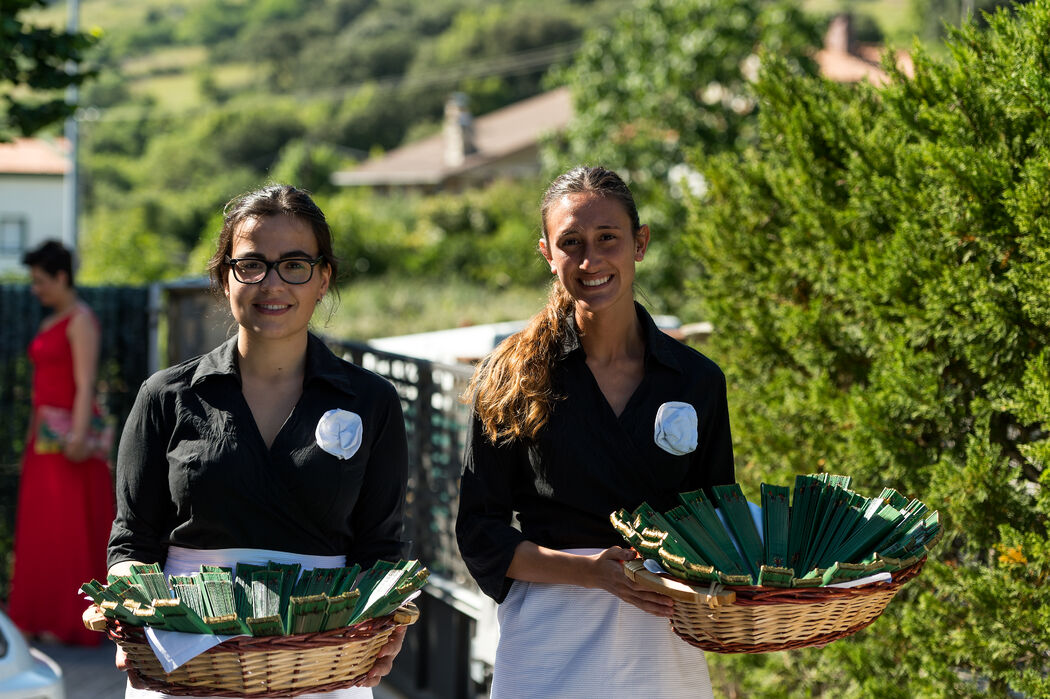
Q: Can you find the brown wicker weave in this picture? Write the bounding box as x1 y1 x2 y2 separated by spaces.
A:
84 604 418 697
624 558 924 653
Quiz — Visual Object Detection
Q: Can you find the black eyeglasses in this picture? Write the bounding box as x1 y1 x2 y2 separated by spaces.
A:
225 256 324 285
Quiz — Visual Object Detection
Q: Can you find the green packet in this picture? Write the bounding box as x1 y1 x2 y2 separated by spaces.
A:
82 558 428 636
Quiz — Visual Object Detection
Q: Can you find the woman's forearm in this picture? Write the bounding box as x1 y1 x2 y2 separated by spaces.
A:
67 311 101 442
505 541 674 616
506 541 601 588
69 385 95 442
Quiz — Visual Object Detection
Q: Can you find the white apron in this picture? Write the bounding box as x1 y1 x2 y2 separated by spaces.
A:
490 549 714 699
124 546 372 699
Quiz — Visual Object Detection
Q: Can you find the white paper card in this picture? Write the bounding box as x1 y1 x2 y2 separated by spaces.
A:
643 558 669 575
354 568 407 621
826 572 893 588
145 627 248 673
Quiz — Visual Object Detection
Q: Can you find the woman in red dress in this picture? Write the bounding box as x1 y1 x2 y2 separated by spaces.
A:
7 240 115 645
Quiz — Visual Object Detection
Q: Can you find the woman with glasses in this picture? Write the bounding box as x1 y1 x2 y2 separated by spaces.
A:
108 185 409 697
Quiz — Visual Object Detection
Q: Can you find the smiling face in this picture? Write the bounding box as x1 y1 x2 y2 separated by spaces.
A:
225 213 331 345
539 192 649 319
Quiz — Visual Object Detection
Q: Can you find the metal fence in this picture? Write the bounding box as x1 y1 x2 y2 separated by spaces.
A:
323 336 492 698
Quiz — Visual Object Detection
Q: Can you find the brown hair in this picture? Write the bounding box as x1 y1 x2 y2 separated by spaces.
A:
208 184 339 292
466 166 641 443
23 240 75 287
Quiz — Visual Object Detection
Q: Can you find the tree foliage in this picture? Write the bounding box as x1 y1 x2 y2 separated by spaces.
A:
687 2 1050 695
70 0 620 284
1 0 97 139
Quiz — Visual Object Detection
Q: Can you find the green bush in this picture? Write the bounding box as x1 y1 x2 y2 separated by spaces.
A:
687 2 1050 696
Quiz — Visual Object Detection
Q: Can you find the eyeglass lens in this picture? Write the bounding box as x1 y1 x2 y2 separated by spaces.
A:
233 259 315 284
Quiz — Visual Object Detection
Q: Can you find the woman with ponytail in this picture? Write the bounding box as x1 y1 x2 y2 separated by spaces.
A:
456 166 734 697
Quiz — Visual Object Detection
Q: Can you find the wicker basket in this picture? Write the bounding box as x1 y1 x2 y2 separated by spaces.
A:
624 558 924 653
83 604 418 697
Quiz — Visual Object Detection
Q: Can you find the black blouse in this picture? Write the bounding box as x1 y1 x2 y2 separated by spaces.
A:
455 304 735 602
108 333 408 570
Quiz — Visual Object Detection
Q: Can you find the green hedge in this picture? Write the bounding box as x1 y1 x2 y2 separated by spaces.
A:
688 3 1049 696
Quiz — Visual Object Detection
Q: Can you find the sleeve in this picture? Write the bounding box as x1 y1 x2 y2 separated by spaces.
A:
107 378 177 569
348 381 409 568
455 414 527 602
689 368 736 497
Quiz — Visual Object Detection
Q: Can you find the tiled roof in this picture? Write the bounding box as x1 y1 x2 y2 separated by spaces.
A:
0 138 70 175
335 20 912 189
332 87 572 187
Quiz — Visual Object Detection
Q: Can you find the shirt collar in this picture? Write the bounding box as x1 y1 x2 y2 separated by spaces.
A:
191 336 239 385
190 333 358 397
562 302 683 373
637 302 683 373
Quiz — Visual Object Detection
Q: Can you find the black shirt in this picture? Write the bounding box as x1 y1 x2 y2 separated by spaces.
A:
108 333 408 570
456 304 736 602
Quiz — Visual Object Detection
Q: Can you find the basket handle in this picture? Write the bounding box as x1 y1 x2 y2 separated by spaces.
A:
623 560 736 607
82 604 108 632
393 601 420 626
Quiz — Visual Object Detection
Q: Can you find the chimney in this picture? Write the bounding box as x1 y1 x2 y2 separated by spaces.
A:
443 92 476 168
825 13 855 54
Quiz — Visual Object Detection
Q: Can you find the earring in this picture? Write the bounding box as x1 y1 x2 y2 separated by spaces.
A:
550 266 557 273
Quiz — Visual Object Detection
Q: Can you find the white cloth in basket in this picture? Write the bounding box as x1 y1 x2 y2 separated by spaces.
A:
124 546 372 699
490 549 714 699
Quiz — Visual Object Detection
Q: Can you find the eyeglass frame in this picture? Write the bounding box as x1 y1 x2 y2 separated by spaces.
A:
224 255 326 285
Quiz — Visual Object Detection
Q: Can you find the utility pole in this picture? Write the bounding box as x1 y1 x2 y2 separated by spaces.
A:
62 0 80 253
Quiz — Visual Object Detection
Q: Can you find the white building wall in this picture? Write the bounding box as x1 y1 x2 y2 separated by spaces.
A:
0 174 68 276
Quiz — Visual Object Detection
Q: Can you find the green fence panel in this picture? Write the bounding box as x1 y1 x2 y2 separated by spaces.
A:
323 335 476 592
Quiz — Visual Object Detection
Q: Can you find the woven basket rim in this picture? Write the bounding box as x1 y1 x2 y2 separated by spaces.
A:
626 557 925 606
125 666 374 698
725 557 925 604
105 601 417 652
106 604 418 697
626 559 926 653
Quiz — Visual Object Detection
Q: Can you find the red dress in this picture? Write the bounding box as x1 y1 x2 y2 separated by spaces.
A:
7 312 115 645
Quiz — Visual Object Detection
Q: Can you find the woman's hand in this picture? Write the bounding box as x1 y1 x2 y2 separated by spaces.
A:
585 547 674 618
506 542 675 617
64 436 90 462
360 624 408 687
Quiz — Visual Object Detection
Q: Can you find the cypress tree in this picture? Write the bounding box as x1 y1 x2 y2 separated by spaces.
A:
687 2 1050 696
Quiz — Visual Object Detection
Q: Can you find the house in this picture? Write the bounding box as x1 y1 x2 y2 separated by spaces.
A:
334 15 907 195
0 138 71 275
330 88 572 193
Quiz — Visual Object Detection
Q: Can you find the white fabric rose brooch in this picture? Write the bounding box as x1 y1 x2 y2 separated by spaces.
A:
654 401 698 455
315 409 363 460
